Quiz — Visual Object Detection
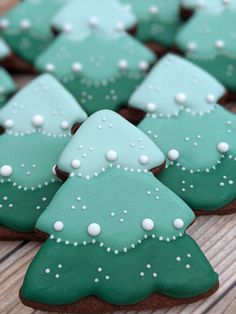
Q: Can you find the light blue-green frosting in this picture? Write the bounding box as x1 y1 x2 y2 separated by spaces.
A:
129 54 225 116
181 0 236 13
0 38 10 60
37 169 195 251
57 109 165 178
51 0 136 36
0 74 87 135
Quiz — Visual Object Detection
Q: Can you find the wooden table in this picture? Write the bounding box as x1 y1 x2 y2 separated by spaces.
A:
0 78 236 314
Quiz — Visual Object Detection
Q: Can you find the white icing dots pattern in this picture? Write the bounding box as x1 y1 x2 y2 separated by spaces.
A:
87 223 101 237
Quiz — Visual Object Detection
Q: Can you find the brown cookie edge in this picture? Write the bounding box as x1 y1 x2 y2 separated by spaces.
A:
0 225 45 241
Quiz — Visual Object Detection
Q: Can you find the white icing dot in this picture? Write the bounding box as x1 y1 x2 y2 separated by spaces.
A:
149 5 158 14
176 257 181 262
58 264 62 268
4 119 13 128
87 223 101 237
20 19 31 30
88 16 98 28
173 219 184 229
45 268 50 274
186 264 191 269
206 94 216 103
45 63 55 72
116 21 124 31
146 102 157 113
71 159 81 169
141 219 154 231
140 272 145 276
217 142 229 153
139 155 149 165
139 61 149 71
0 19 9 30
53 221 64 232
32 115 44 127
61 121 69 130
153 273 157 277
118 59 128 70
215 40 225 49
72 62 82 73
105 150 118 162
52 165 57 175
187 41 197 51
0 165 13 177
62 23 73 33
167 149 179 161
175 93 187 104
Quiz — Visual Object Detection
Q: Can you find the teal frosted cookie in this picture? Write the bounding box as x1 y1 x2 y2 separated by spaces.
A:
0 67 16 108
120 0 182 51
57 109 165 180
176 4 236 93
131 54 236 214
35 32 156 115
20 169 218 312
0 0 64 64
0 74 87 239
51 0 136 35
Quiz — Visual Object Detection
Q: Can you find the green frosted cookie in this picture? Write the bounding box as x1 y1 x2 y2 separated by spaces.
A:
0 0 64 63
57 109 165 178
128 54 236 212
35 32 156 115
51 0 136 35
176 5 236 91
0 67 16 109
21 169 218 310
0 74 87 235
120 0 182 47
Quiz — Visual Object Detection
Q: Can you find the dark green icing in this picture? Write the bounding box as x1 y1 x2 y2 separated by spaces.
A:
35 32 156 114
139 106 236 211
120 0 182 47
0 0 64 63
22 235 218 305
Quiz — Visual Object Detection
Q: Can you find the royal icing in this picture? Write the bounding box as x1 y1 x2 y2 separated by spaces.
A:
21 169 217 305
57 109 165 178
0 0 65 63
35 32 156 115
0 74 87 232
120 0 182 47
51 0 136 36
176 5 236 91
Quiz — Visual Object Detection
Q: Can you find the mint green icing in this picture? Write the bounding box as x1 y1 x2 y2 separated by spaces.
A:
120 0 182 47
0 67 16 108
139 106 236 211
181 0 236 12
22 235 218 304
35 32 156 114
52 0 136 35
0 75 87 233
176 8 236 91
37 169 195 251
0 38 10 60
0 74 87 135
0 0 64 63
57 109 165 178
129 54 225 116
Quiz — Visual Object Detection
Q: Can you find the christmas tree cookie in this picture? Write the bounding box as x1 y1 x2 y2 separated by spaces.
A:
0 67 16 108
51 0 136 35
56 109 165 180
120 0 182 54
20 168 218 312
128 54 236 214
0 0 64 64
0 74 87 240
176 3 236 96
35 32 156 115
